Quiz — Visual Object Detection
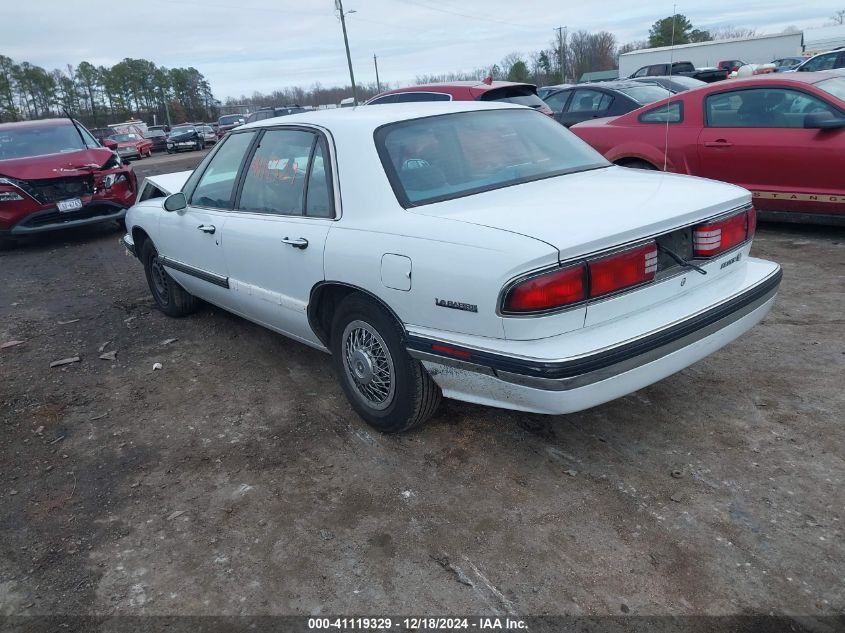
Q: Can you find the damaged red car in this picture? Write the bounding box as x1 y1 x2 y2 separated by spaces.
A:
0 118 137 245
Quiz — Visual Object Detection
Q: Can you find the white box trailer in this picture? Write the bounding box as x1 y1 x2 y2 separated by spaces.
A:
618 32 804 77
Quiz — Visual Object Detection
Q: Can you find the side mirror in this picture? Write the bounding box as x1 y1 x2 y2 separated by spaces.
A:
102 138 118 149
804 111 845 129
163 192 187 212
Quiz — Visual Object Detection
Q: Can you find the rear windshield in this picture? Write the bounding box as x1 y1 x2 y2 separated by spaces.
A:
479 86 546 109
0 124 98 160
617 85 673 105
376 109 608 207
218 115 242 125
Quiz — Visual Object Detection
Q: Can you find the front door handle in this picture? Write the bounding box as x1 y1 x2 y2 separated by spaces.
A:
704 140 733 148
281 237 308 250
197 224 216 234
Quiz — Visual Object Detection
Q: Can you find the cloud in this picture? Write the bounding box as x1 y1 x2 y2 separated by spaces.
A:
4 0 838 98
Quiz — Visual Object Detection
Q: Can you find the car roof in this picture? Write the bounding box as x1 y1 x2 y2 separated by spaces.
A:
239 101 526 132
0 118 74 131
549 81 646 92
701 71 843 88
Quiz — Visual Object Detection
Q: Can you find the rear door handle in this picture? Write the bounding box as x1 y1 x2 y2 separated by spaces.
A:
281 237 308 249
197 224 216 234
704 140 733 148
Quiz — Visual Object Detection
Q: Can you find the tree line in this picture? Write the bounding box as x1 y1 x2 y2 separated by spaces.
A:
0 56 217 127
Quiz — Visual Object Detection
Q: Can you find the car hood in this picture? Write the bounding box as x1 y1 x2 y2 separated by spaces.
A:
409 166 749 260
0 148 118 180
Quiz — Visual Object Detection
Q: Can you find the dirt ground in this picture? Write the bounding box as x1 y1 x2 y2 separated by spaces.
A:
1 151 843 622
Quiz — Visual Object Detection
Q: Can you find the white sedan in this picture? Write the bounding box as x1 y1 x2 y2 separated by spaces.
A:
122 102 781 433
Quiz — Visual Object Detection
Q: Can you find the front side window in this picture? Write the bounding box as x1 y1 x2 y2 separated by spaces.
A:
632 67 649 78
188 131 255 209
706 88 836 128
237 129 316 215
376 109 608 207
543 90 570 113
368 94 397 105
639 101 683 123
566 90 612 112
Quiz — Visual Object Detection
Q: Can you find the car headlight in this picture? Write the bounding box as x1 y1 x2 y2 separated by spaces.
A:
0 191 23 202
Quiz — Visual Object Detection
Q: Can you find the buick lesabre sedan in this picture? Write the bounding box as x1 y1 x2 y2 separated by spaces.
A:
122 102 781 432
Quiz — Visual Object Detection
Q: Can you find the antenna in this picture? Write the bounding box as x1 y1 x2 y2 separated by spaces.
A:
662 5 677 172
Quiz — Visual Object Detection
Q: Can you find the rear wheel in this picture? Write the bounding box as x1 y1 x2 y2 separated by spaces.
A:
141 240 198 317
330 293 441 433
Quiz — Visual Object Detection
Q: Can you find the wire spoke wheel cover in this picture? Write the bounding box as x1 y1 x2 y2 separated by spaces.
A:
342 319 395 410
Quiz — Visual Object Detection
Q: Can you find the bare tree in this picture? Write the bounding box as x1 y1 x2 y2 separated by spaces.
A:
711 26 757 40
830 9 845 25
618 40 648 55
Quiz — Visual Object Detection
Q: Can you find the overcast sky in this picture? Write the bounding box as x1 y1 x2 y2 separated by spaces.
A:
6 1 841 99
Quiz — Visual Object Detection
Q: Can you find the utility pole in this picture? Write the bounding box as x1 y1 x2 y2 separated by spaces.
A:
555 26 567 84
373 53 381 93
336 0 358 105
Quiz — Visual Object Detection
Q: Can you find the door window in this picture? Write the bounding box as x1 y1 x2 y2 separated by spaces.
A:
305 139 334 218
238 129 325 216
705 88 836 128
565 90 612 112
392 92 451 103
543 90 570 113
798 53 840 72
188 131 256 209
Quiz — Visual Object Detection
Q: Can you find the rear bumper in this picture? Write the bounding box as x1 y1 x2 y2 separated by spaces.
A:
5 201 127 236
407 261 781 414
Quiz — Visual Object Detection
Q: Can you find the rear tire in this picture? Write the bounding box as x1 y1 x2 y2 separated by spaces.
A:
141 240 198 317
330 293 441 433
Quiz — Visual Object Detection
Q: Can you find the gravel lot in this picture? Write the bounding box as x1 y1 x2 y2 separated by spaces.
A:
1 151 843 621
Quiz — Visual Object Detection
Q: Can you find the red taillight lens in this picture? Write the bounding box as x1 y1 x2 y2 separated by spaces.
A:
588 242 658 298
693 209 753 257
504 264 586 312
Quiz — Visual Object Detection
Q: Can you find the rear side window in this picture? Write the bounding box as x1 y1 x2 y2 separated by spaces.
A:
639 101 683 123
479 86 546 109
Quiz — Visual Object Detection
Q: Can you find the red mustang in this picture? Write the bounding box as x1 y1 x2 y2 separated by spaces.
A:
570 72 845 224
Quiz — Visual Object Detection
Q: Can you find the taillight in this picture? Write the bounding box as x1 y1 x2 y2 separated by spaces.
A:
693 208 754 257
588 242 658 298
504 264 586 312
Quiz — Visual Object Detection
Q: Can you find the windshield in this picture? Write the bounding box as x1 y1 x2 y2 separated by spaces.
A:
617 85 673 105
218 115 242 125
376 109 608 207
146 130 165 137
170 127 195 135
110 134 138 142
0 124 97 160
816 77 845 102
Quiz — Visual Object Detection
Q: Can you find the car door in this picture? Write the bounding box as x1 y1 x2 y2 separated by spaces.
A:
697 86 845 212
221 127 336 347
544 90 572 123
557 89 613 127
155 130 257 307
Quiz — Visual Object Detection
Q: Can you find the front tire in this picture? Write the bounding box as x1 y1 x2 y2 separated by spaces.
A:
330 293 441 433
141 240 198 317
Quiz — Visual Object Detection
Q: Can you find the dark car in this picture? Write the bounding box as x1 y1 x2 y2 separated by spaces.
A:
89 127 114 143
144 128 169 152
0 118 137 245
630 75 706 93
542 81 673 127
245 105 307 124
366 81 554 116
537 84 573 99
718 59 746 73
217 114 245 138
166 126 207 153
